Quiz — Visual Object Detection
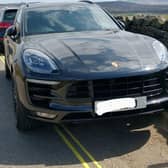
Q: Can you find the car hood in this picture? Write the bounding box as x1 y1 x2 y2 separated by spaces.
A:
24 30 168 78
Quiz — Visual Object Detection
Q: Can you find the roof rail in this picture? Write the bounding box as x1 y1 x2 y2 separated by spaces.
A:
79 0 94 4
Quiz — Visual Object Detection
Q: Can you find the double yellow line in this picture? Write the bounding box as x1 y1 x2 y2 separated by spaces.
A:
0 55 102 168
55 125 102 168
0 56 5 64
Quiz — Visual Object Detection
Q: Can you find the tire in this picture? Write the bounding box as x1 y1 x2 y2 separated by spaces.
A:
13 80 36 132
0 45 4 55
162 111 168 120
5 59 11 79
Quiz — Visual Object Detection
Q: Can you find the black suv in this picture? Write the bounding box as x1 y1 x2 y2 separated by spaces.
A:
4 1 168 131
0 7 18 53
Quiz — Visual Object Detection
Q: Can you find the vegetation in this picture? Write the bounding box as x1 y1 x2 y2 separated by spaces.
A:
116 15 168 48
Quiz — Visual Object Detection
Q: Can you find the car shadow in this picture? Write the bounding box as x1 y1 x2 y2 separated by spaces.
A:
65 117 152 162
154 112 168 145
0 68 152 167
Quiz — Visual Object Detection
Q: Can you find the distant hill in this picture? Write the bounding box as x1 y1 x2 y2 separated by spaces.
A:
0 1 168 14
124 0 168 5
97 1 168 14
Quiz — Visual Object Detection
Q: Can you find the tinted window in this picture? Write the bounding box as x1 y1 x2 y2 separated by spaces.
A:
25 5 119 35
3 10 17 23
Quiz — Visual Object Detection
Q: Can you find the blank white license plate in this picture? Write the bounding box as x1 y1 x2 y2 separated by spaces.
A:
95 97 147 116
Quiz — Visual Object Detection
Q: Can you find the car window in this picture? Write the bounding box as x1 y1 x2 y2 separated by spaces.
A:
25 5 119 35
3 9 17 23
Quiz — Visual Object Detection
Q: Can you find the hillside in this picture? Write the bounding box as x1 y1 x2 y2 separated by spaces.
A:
98 1 168 14
124 0 168 5
0 1 168 14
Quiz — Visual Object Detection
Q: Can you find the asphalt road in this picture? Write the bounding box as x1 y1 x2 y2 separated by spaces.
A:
0 56 168 168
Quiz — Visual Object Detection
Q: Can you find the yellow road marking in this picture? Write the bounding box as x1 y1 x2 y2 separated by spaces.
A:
62 125 102 168
55 126 90 168
0 56 5 64
0 54 101 168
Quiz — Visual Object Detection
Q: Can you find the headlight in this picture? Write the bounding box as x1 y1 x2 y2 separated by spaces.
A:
23 49 59 74
152 40 168 62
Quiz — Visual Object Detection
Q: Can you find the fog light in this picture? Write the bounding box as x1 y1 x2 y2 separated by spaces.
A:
36 112 57 119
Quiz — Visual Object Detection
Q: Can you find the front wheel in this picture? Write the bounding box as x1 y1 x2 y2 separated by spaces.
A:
162 111 168 120
13 81 37 132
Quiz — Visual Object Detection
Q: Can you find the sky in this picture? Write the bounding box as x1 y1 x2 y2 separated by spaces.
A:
0 0 168 5
0 0 121 4
1 0 167 5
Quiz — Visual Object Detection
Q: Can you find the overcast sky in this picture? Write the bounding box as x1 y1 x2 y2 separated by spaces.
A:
0 0 124 4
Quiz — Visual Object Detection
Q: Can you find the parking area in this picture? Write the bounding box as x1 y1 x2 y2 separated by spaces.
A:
0 56 168 168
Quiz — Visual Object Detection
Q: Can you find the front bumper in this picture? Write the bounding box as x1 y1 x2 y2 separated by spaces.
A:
28 96 168 123
16 68 168 123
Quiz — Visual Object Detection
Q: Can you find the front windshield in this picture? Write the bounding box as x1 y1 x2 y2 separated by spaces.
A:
24 4 119 35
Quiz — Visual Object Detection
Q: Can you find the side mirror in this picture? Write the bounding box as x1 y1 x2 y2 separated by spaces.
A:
118 20 126 30
6 26 17 37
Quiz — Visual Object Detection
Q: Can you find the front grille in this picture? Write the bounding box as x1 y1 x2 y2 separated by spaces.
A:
27 82 63 108
93 75 162 100
66 81 90 99
27 70 167 109
67 71 164 100
27 82 52 108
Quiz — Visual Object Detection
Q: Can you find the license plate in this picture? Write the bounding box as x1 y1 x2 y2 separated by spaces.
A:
95 97 147 116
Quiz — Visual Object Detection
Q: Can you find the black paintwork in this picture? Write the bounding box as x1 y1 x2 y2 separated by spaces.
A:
23 30 168 80
3 2 168 123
